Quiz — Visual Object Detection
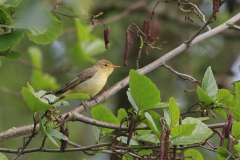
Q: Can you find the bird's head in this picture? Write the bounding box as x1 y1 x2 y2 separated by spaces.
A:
95 59 120 76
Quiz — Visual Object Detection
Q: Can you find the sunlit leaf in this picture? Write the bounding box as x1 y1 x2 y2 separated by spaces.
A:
184 149 203 160
169 97 180 127
217 89 233 103
0 50 22 60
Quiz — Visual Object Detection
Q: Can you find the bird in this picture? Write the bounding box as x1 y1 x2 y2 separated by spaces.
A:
55 59 120 98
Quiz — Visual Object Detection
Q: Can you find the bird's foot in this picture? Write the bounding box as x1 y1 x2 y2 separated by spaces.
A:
80 99 88 110
90 96 99 104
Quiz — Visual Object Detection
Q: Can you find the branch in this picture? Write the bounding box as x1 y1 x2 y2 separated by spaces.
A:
1 12 240 142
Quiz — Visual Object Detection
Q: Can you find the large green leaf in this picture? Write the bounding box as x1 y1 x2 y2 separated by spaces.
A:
236 82 240 108
0 50 22 60
217 89 233 103
117 108 128 125
27 12 63 44
171 124 197 138
144 112 161 138
0 8 12 23
197 86 219 106
137 134 160 143
0 0 22 7
232 122 240 140
169 97 180 127
129 70 160 110
138 149 153 156
28 46 60 90
22 87 55 112
91 104 119 132
172 117 213 145
184 149 203 160
163 108 171 127
201 66 218 99
215 106 240 121
0 31 24 51
154 102 169 108
120 136 139 145
0 153 8 160
127 88 139 111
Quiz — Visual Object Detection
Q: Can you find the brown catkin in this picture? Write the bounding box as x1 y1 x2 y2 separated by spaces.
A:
213 0 220 20
143 20 148 35
61 128 69 152
150 11 155 20
124 30 131 66
173 145 177 160
225 114 233 138
147 20 151 37
160 129 165 160
227 131 233 151
104 26 110 49
127 120 135 145
165 129 171 160
215 129 224 139
220 124 227 146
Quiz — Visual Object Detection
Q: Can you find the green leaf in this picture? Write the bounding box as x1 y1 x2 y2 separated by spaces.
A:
172 117 213 145
117 108 128 125
217 89 233 102
217 146 229 155
120 136 139 145
91 104 119 132
232 122 240 140
236 82 240 108
171 124 197 138
154 102 169 108
144 111 161 138
216 154 229 160
201 66 218 99
127 88 139 111
138 149 153 156
46 128 68 140
27 82 35 94
196 117 209 121
27 12 63 44
0 8 13 23
169 97 180 127
197 86 219 106
184 149 203 160
22 87 55 112
137 129 152 136
0 153 8 160
137 134 160 143
163 108 171 127
93 126 100 143
61 93 90 100
71 43 96 63
0 0 22 7
28 46 60 90
46 132 59 147
0 50 22 60
0 31 24 51
234 145 240 152
129 70 160 110
122 155 134 160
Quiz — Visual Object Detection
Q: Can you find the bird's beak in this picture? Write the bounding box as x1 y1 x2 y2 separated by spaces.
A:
111 65 121 68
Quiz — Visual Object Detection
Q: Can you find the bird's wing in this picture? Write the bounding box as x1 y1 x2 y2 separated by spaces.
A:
55 69 97 95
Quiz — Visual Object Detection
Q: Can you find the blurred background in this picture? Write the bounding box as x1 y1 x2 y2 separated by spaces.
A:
0 0 240 159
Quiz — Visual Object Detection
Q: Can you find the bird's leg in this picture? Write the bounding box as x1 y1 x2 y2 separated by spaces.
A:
90 96 99 104
80 99 88 110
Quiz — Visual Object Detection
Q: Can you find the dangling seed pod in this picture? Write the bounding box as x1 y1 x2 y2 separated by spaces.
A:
213 0 220 20
127 120 135 145
104 26 110 49
124 29 132 66
165 128 171 160
150 11 155 20
225 114 233 138
60 122 69 152
220 123 227 146
143 20 148 35
160 128 165 160
147 20 151 37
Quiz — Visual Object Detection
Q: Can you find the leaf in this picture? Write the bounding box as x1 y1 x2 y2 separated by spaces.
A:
93 126 100 143
197 86 219 106
0 31 24 51
120 136 139 145
138 149 153 156
171 124 197 138
163 108 171 127
169 97 180 127
46 128 68 140
22 87 55 112
122 155 134 160
27 82 35 94
201 66 218 99
127 88 139 112
117 108 128 125
216 154 229 160
184 149 203 160
154 102 169 108
0 50 22 60
172 117 213 145
232 122 240 140
144 112 161 138
0 0 22 7
61 93 90 100
91 104 119 132
217 89 233 102
46 132 59 147
0 8 13 23
217 146 229 156
0 153 8 160
196 117 209 121
236 82 240 108
234 145 240 152
27 12 63 44
137 134 160 143
129 70 160 110
137 129 152 136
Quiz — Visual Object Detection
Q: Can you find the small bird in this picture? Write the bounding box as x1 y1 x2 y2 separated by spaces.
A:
55 59 120 97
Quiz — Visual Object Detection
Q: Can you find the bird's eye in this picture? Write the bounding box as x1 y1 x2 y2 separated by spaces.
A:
105 64 108 67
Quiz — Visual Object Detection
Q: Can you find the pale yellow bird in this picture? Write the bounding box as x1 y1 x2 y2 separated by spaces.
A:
55 59 120 97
